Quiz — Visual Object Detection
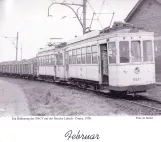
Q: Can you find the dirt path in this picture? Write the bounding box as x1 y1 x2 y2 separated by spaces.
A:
0 79 30 116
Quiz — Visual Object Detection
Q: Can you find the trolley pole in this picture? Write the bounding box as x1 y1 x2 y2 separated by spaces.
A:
48 0 87 34
83 0 87 34
16 32 19 61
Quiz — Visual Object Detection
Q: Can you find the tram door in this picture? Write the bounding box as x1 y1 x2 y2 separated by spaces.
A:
100 44 109 84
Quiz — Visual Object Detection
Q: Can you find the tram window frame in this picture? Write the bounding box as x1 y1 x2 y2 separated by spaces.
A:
119 41 130 63
86 46 92 64
72 49 77 64
131 41 141 63
77 48 81 64
81 47 86 64
91 45 98 64
143 40 153 62
108 42 116 64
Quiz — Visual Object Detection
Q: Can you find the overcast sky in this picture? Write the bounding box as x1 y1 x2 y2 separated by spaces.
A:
0 0 138 61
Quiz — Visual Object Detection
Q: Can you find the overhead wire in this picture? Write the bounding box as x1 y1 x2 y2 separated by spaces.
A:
97 0 106 19
103 0 115 27
87 0 104 30
105 0 114 13
87 0 95 13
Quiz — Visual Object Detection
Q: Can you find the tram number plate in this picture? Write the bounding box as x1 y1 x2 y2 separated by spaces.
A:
133 77 141 81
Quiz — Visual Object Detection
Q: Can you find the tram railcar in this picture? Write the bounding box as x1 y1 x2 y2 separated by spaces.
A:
36 23 156 94
0 22 156 94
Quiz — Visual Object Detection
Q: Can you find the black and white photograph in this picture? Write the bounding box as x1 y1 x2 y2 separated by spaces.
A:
0 0 161 141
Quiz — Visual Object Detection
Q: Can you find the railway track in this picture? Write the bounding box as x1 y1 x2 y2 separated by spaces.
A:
1 75 161 115
61 81 161 114
118 97 161 114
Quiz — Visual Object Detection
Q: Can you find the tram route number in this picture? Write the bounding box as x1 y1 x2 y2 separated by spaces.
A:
133 77 141 81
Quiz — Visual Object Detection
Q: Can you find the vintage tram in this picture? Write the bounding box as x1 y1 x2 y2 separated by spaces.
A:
36 22 156 94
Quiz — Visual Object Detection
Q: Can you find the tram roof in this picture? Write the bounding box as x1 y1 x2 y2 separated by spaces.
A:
67 22 154 45
36 22 154 54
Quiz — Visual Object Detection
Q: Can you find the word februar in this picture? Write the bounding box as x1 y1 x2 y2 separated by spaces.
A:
65 130 100 140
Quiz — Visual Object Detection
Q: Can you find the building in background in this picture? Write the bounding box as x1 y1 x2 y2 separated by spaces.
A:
125 0 161 75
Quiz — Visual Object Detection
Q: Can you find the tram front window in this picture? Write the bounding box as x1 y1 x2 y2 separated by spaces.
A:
119 41 130 63
131 41 141 62
143 40 153 62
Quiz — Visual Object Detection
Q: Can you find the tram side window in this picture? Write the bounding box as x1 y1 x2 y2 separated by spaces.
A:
81 47 86 64
59 53 63 65
41 57 43 65
49 55 51 64
46 55 49 65
40 57 42 66
51 54 55 64
43 56 45 65
40 57 42 65
69 50 72 64
143 40 153 62
119 41 129 63
44 56 46 65
56 54 59 65
72 49 77 64
108 42 116 64
37 57 39 66
92 45 98 64
86 46 92 64
77 48 81 64
41 57 44 65
47 55 50 65
56 53 63 65
66 51 69 64
131 41 141 62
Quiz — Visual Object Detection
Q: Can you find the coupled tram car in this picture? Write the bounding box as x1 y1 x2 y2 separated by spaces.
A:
36 22 156 95
0 22 156 95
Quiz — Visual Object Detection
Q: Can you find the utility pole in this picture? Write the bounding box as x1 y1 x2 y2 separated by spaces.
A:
83 0 87 34
4 32 19 61
21 43 22 60
16 32 19 61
